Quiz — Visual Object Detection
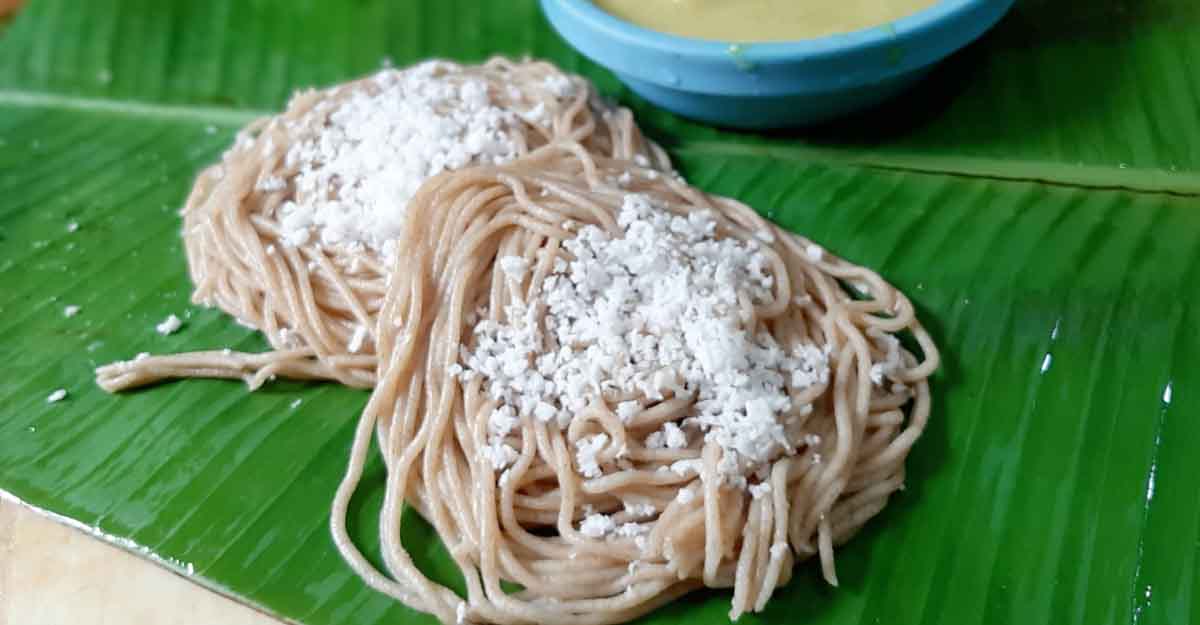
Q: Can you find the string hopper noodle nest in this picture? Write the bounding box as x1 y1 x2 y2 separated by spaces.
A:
330 146 939 624
95 57 669 392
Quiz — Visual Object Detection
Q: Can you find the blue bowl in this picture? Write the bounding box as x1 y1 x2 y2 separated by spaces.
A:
541 0 1016 128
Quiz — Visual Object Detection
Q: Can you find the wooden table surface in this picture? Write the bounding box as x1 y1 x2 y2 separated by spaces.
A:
0 498 283 625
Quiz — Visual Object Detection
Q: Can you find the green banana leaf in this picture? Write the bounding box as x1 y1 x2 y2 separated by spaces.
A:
1 1 1197 624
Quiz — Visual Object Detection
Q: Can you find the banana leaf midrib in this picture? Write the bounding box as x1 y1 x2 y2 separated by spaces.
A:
3 89 1196 199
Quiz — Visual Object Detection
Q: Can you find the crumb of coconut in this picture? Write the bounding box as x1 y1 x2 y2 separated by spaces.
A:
615 522 650 539
46 389 67 403
574 434 609 479
869 363 885 385
615 400 640 423
480 440 519 471
749 482 772 499
63 305 81 318
623 502 656 518
579 513 616 538
669 459 702 476
155 314 182 336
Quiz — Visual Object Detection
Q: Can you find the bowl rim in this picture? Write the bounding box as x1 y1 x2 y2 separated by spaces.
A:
547 0 987 60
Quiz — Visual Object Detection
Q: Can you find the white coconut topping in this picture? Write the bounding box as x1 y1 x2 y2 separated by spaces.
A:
615 400 639 423
645 422 689 450
579 513 616 538
670 459 703 476
46 388 68 403
487 405 518 438
615 522 651 539
868 330 904 385
480 440 519 471
155 314 182 336
279 63 523 261
63 305 81 318
574 433 609 478
748 482 772 499
463 194 830 483
624 502 657 518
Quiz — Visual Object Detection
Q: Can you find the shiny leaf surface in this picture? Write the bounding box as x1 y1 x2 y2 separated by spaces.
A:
1 1 1197 624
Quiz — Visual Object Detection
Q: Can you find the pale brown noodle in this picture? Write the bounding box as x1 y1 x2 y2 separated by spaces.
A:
330 144 938 624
